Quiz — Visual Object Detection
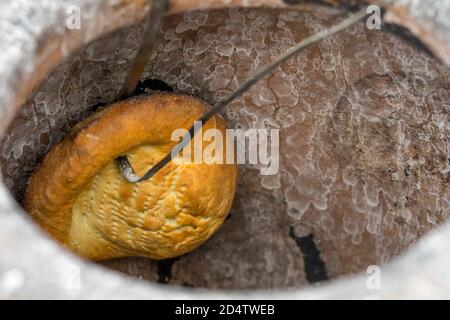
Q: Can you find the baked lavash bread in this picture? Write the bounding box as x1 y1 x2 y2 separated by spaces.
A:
24 93 238 260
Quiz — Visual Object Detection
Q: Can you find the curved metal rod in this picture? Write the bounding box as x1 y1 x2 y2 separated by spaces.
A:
117 1 393 183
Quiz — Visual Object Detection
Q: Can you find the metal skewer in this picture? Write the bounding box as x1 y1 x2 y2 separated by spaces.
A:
116 0 394 183
117 0 168 100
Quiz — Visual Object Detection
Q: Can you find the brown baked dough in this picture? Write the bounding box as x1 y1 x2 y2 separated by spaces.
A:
24 93 238 260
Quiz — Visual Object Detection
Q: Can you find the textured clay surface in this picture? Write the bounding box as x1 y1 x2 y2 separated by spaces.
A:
1 7 449 289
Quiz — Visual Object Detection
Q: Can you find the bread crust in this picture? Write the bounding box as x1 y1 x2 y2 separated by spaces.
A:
24 93 238 260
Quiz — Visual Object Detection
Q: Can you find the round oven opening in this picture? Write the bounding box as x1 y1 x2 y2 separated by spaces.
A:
1 4 449 291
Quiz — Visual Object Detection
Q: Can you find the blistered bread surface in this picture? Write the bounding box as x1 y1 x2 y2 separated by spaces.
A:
24 93 238 260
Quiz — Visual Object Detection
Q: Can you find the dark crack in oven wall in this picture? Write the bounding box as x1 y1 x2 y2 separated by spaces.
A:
289 227 329 283
157 257 179 284
134 78 174 96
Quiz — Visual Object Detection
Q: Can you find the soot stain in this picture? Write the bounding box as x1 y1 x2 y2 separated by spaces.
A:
289 226 329 283
157 257 179 284
134 78 174 95
384 23 434 58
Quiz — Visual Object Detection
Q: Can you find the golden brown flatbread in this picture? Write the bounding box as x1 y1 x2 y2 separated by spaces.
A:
24 93 238 260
